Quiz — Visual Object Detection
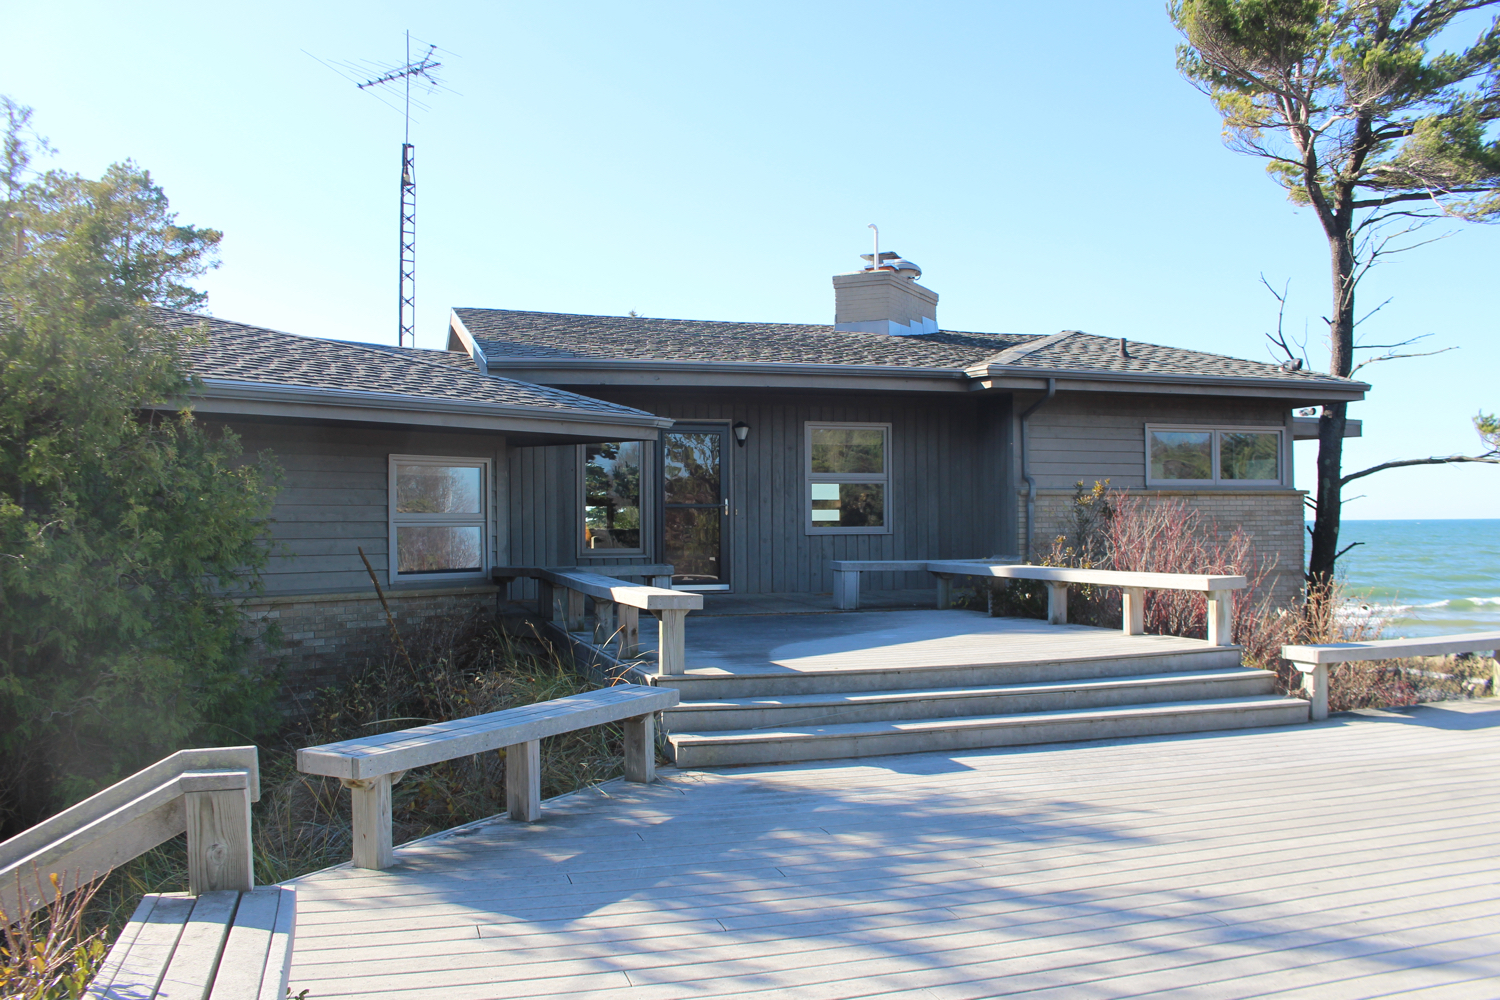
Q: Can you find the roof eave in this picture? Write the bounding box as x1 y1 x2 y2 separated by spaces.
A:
970 365 1369 400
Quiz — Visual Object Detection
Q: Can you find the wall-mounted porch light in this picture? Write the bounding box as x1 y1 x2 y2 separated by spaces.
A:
732 421 750 447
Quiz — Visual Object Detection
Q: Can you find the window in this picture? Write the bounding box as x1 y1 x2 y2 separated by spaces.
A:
388 457 489 579
1146 426 1283 486
806 423 891 534
581 442 644 553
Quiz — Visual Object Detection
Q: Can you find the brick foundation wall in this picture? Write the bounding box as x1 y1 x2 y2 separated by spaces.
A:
1020 489 1306 610
241 584 503 716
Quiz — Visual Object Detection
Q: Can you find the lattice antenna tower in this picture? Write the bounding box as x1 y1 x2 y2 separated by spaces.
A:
347 32 447 347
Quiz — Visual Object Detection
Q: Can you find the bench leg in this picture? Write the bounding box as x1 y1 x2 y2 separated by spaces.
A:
1297 663 1329 722
594 598 616 646
538 580 555 621
832 570 860 610
506 740 541 822
623 713 656 784
618 605 640 659
1207 589 1232 646
1046 583 1069 625
184 775 254 893
343 774 394 870
657 609 687 675
934 574 953 611
565 589 586 632
1122 587 1145 636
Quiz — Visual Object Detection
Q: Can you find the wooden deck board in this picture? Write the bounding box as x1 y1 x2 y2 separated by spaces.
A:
288 701 1500 999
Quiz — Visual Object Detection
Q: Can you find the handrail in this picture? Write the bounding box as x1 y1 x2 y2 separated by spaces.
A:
0 746 258 919
1283 631 1500 721
830 560 1248 646
297 686 679 869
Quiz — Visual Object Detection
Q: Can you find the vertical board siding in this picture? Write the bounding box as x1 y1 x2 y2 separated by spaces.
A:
509 391 1010 596
213 421 507 596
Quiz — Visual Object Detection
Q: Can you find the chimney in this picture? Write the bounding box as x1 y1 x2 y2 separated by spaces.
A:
832 250 938 336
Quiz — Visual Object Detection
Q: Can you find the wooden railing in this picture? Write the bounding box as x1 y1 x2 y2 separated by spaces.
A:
1283 631 1500 721
0 746 258 919
297 685 680 869
498 566 703 675
831 560 1249 646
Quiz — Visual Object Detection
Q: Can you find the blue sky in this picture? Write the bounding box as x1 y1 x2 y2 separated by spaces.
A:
6 1 1497 518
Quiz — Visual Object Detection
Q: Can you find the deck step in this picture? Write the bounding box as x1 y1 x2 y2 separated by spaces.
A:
666 696 1311 768
662 669 1278 731
651 644 1246 700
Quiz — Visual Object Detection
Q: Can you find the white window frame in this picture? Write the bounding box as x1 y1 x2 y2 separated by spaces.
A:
1145 425 1285 488
577 442 650 558
805 421 894 535
388 455 491 583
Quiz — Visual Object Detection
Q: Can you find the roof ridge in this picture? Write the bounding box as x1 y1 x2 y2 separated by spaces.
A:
965 330 1080 375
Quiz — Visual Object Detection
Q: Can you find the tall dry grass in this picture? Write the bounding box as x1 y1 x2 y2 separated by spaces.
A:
2 872 107 1000
82 607 630 938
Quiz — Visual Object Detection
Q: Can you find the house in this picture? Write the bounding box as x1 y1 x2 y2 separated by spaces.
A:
444 256 1367 611
163 253 1366 703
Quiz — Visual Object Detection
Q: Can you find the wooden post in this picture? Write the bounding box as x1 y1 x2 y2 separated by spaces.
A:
650 574 673 589
657 609 687 675
341 774 395 870
182 770 254 894
618 604 640 659
537 579 555 621
593 598 616 646
934 574 953 611
1046 583 1069 625
565 589 586 632
505 740 541 822
832 570 860 610
622 713 655 784
1296 662 1329 721
1207 589 1232 646
1122 587 1145 636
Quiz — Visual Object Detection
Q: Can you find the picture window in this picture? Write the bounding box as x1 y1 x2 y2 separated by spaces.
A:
1146 427 1283 486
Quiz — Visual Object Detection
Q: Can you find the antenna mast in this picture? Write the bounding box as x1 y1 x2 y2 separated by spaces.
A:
356 31 442 347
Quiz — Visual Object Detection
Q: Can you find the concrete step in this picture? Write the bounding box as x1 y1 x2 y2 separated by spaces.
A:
651 644 1246 700
662 669 1279 732
666 696 1311 768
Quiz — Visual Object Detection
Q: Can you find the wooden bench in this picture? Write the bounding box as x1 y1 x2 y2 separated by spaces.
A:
523 567 703 675
1283 631 1500 721
86 887 295 1000
297 685 680 869
831 559 1248 646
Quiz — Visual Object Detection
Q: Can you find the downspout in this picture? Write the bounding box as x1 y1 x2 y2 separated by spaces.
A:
1018 377 1056 563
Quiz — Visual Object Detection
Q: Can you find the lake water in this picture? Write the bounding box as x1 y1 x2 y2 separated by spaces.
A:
1333 519 1500 638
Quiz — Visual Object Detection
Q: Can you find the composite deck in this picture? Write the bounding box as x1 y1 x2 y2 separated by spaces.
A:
288 699 1499 1000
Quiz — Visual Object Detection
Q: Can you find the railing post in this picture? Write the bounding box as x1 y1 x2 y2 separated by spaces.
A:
594 598 616 646
934 573 953 611
650 574 673 589
340 773 398 870
618 604 640 659
565 588 586 632
833 570 860 610
506 740 541 822
623 713 655 783
1207 589 1232 646
182 770 254 894
1122 587 1145 636
1046 583 1069 625
657 609 687 675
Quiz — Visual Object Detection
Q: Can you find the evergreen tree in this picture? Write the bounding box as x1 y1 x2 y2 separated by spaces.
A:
1170 1 1500 586
0 99 280 835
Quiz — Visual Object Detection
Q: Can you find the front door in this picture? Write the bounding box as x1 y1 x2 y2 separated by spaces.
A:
663 426 728 589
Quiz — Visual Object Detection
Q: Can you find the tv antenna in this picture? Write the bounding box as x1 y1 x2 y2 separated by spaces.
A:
311 32 453 347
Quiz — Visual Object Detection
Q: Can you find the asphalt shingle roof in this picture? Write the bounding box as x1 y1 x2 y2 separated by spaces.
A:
455 308 1360 388
156 310 656 418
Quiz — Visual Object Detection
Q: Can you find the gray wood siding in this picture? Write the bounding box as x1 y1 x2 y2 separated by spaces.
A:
1021 393 1293 490
220 420 509 596
510 392 1011 595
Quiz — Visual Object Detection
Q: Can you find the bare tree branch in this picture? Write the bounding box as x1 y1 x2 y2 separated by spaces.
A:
1349 344 1456 374
1260 274 1309 367
1341 452 1500 486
